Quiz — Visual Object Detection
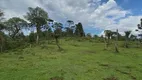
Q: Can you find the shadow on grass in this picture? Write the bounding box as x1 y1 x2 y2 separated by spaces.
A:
103 75 118 80
50 76 64 80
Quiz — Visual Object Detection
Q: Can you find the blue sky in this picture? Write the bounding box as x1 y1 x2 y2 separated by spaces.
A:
79 0 142 35
85 0 142 35
117 0 141 10
117 0 142 15
0 0 142 36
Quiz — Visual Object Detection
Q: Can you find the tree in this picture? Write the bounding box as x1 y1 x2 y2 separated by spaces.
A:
75 22 85 37
86 33 92 38
0 32 5 53
66 20 74 36
52 22 63 50
0 10 5 53
67 20 74 28
130 34 137 41
135 19 142 47
140 19 142 28
104 30 112 48
47 19 54 39
5 17 27 39
53 22 63 35
104 30 112 40
114 29 119 53
41 28 53 40
124 31 131 48
93 35 99 39
137 24 142 29
0 10 5 30
28 32 36 43
47 19 63 50
24 7 48 44
65 27 73 36
136 19 142 40
0 10 4 21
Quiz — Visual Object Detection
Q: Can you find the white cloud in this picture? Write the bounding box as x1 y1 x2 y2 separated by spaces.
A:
0 0 141 35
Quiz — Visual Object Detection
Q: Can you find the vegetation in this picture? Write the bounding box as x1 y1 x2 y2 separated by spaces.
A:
0 39 142 80
124 31 131 48
24 7 48 44
0 7 142 80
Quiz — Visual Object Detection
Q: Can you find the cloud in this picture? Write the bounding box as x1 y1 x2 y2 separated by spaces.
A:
0 0 141 35
0 0 41 19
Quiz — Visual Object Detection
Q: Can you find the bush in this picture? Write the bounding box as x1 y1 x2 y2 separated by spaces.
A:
28 32 36 43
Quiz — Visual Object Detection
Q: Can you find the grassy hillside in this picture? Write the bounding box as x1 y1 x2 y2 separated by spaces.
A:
0 38 142 80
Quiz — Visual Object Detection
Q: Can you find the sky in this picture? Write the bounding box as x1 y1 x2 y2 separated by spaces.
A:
0 0 142 36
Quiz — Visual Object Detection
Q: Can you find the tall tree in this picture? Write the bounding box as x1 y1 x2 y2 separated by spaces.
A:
5 17 27 39
135 19 142 46
25 7 48 44
104 30 112 48
0 10 5 53
67 20 74 28
47 19 54 38
52 22 63 50
114 29 119 53
140 19 142 28
104 30 113 40
75 22 85 37
124 31 131 48
0 10 4 21
47 19 63 49
137 19 142 40
53 22 63 35
0 10 5 30
66 20 74 36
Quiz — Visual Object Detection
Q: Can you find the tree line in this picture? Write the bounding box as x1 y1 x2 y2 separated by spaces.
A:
0 7 85 52
0 6 142 53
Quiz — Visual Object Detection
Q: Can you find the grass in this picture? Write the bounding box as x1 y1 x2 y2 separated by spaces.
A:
0 38 142 80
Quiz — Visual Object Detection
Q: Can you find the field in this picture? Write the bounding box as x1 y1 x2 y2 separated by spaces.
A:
0 38 142 80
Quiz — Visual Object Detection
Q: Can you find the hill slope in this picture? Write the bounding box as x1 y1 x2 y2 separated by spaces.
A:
0 39 142 80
